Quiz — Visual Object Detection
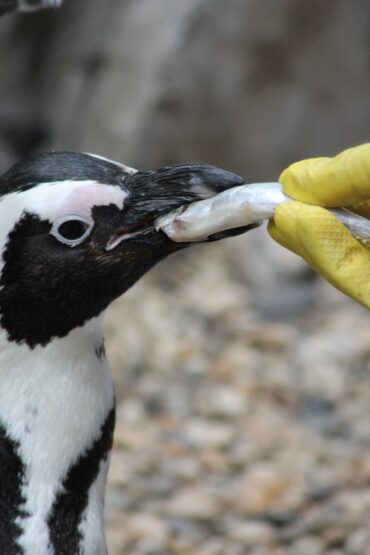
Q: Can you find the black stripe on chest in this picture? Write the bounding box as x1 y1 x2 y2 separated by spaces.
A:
0 423 26 555
47 406 115 555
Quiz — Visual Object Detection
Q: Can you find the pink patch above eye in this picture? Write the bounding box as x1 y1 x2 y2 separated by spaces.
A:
57 182 128 220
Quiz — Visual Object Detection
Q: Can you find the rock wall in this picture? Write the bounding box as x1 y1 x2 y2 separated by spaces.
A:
2 0 368 167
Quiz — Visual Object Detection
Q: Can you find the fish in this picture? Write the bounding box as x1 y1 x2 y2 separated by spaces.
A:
155 182 370 242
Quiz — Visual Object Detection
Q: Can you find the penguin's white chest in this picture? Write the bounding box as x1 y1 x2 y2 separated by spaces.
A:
0 316 115 555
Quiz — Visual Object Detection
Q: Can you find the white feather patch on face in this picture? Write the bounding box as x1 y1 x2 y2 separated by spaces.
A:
53 182 127 221
0 180 129 274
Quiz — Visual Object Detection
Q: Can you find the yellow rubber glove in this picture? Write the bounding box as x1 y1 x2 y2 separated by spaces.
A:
268 144 370 309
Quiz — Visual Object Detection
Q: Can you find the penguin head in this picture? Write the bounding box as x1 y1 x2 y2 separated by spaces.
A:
0 151 250 347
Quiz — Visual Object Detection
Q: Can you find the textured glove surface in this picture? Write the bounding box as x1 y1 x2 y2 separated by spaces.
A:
268 144 370 308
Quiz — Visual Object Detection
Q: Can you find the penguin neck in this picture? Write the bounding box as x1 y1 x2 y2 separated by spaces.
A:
0 315 115 555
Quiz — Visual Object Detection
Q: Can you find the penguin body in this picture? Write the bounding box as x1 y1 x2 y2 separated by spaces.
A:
0 151 247 554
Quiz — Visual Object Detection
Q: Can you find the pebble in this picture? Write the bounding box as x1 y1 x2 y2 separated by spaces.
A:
237 463 306 516
346 528 370 555
184 419 235 449
201 385 247 418
226 520 275 545
167 517 209 542
289 536 325 555
134 538 168 555
190 539 229 555
163 485 221 520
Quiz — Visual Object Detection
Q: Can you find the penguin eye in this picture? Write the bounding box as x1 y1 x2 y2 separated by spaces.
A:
51 216 94 247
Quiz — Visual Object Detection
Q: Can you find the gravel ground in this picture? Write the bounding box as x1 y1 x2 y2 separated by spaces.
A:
104 241 370 555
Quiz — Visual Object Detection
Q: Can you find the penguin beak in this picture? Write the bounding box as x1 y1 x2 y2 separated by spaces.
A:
125 163 246 210
106 163 255 251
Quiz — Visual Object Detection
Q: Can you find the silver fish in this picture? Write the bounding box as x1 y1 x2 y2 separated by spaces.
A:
155 182 370 242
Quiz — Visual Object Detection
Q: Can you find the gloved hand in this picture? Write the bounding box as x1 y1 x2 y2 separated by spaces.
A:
268 144 370 309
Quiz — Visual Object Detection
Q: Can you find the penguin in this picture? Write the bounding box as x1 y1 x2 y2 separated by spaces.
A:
0 151 253 554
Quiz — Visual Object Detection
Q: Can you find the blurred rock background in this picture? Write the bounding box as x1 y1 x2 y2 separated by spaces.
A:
0 1 369 553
